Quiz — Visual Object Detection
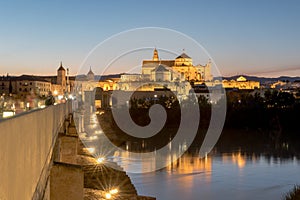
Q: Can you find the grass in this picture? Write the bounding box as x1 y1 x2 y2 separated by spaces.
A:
285 185 300 200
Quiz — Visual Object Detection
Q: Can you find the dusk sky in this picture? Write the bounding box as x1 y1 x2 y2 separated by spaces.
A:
1 0 300 77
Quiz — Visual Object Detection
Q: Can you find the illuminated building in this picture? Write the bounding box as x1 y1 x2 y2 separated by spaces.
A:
142 48 213 82
222 76 260 90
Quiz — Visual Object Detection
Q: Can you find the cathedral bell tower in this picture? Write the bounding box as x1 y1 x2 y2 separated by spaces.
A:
152 48 159 61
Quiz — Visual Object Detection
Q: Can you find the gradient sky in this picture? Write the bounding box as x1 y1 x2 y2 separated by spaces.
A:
1 0 300 77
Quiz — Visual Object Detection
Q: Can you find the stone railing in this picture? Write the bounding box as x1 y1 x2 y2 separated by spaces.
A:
0 102 72 200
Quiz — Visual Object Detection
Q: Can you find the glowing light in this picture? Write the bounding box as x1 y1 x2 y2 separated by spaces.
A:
3 111 15 118
97 157 105 164
53 90 58 95
89 135 98 141
95 130 103 135
86 147 95 154
105 193 112 199
110 189 118 195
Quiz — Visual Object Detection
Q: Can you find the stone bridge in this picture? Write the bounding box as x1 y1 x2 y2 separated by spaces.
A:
0 102 155 200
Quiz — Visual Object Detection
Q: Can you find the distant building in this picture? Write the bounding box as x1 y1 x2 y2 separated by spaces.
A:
0 62 75 99
0 75 13 95
120 74 142 82
0 75 51 98
150 64 172 82
87 67 95 81
142 48 213 82
222 76 260 90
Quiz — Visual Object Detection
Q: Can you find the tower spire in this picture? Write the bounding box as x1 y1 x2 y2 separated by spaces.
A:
153 48 159 61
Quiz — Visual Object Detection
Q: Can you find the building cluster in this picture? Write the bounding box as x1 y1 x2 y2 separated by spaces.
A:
75 49 216 108
221 76 260 90
0 62 75 100
6 48 300 112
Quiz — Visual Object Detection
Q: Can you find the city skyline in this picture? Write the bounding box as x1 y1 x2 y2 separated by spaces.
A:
1 1 300 77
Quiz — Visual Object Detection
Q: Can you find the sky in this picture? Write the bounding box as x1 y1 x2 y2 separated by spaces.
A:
0 0 300 77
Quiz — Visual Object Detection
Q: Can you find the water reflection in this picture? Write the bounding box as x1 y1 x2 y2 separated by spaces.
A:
130 150 300 200
74 107 300 199
222 152 246 169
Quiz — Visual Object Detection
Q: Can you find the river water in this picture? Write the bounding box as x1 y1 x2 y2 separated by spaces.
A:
80 112 300 199
129 152 300 200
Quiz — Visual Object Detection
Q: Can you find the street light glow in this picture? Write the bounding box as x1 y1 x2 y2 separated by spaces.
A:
110 188 118 195
86 147 95 154
97 157 105 164
105 193 112 199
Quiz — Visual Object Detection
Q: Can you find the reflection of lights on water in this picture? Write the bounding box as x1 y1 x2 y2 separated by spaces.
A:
231 152 246 169
223 152 246 169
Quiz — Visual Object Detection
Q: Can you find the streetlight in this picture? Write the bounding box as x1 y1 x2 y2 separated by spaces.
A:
96 157 105 164
105 188 119 199
105 193 112 199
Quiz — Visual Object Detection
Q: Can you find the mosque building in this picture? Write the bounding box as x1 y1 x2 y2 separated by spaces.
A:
141 48 213 82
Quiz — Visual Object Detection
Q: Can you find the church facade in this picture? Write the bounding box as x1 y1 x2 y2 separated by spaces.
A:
142 48 213 82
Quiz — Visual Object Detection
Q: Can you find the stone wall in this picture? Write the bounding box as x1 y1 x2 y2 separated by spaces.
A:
0 102 72 200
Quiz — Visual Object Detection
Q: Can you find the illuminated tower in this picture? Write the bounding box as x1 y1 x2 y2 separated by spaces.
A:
57 61 66 91
152 48 159 61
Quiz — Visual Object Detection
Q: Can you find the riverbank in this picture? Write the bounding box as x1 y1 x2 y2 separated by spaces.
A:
58 113 156 200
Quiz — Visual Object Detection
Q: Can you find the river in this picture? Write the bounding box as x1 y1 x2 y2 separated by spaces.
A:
127 131 300 200
129 152 299 200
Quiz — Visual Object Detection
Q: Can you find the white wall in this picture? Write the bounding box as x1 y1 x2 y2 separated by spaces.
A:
0 102 72 200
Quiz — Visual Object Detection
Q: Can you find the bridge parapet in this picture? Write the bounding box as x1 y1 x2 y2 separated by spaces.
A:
0 102 72 200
